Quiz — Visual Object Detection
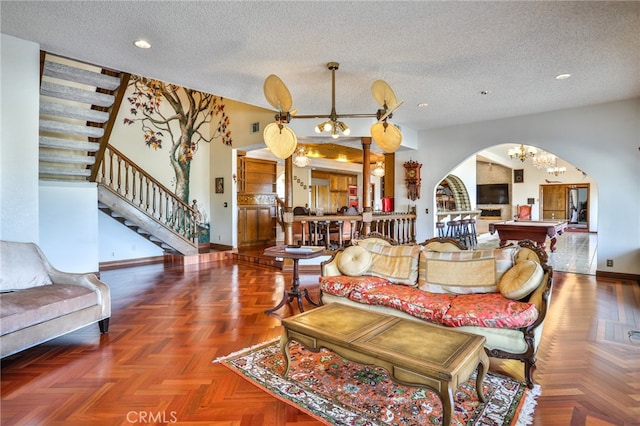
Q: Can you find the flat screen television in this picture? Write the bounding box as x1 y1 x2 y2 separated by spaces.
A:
477 183 509 204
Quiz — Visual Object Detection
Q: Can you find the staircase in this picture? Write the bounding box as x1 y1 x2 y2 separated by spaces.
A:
39 53 127 181
39 53 197 255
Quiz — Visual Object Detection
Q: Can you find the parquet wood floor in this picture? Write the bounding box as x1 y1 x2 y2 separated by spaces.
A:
1 257 638 425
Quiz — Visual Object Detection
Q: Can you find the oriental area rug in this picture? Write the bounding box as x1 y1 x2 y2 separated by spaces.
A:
214 338 540 425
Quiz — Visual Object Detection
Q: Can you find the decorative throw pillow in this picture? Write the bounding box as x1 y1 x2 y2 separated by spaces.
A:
419 257 497 293
418 247 517 294
352 237 392 251
337 245 372 276
366 244 422 286
498 260 543 300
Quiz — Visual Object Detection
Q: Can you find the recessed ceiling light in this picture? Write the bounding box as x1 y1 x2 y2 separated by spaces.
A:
555 73 571 80
417 102 429 108
134 39 151 49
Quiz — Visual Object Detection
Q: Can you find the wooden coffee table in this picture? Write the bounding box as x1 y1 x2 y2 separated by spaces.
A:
280 303 488 426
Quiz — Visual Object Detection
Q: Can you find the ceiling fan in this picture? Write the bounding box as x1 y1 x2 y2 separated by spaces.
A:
262 62 403 159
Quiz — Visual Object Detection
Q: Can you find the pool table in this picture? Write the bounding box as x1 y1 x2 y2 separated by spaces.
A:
489 220 568 252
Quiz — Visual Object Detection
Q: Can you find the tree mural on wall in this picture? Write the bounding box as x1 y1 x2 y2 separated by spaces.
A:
123 76 232 204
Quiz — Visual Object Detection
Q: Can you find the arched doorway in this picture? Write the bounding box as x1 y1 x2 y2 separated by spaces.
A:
434 144 598 275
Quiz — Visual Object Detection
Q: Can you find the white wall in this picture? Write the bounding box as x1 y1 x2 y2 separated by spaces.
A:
397 98 639 275
0 34 39 243
39 181 100 272
293 166 311 208
98 211 163 261
210 101 274 246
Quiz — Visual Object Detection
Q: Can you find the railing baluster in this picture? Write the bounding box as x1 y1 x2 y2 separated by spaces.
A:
99 145 198 245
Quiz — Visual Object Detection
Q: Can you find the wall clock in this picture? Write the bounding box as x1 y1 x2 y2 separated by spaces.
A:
404 160 422 201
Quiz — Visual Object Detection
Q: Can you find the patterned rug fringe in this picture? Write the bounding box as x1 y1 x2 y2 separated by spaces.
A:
515 384 541 426
212 337 279 364
214 338 541 425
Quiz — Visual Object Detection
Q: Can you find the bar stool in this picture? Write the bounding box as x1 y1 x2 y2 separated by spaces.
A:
436 221 446 238
446 220 462 241
459 218 471 246
468 218 478 247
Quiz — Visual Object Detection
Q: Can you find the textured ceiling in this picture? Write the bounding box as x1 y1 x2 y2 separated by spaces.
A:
2 1 639 136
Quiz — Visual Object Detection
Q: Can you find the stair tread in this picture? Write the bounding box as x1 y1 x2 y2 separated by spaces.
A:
43 60 121 90
40 136 100 151
39 151 96 165
39 166 91 177
41 81 115 108
41 101 109 123
40 119 104 138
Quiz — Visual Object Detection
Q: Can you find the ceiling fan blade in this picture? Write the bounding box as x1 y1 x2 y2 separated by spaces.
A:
377 100 404 123
263 74 293 112
263 122 297 159
371 79 398 109
370 121 402 153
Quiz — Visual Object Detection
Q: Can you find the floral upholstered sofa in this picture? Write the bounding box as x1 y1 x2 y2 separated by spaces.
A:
319 236 553 388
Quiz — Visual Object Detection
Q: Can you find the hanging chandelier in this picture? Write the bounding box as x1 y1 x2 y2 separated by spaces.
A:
371 161 385 177
508 144 537 162
262 62 403 159
547 157 566 176
532 151 557 169
292 146 311 168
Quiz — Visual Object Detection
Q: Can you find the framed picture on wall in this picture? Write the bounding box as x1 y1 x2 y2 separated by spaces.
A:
514 169 524 183
215 177 224 193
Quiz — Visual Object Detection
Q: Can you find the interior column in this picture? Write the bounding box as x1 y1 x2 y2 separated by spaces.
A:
284 156 293 245
361 137 372 236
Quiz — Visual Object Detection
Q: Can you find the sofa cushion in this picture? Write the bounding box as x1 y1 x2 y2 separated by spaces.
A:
0 284 98 335
365 244 422 286
418 247 517 294
337 245 372 276
319 275 390 297
352 237 392 251
0 241 52 290
442 293 538 328
498 260 544 300
351 285 454 323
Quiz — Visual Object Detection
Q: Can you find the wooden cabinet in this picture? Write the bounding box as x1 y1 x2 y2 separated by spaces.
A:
312 171 357 212
238 205 275 246
436 182 456 211
237 156 277 247
237 157 276 194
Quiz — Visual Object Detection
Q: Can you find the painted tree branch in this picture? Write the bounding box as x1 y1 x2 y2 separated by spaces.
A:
123 76 232 203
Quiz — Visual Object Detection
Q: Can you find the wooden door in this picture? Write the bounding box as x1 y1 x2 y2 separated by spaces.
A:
541 185 567 220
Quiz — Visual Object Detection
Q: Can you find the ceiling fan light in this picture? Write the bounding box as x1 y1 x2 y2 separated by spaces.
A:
336 121 350 135
324 121 333 132
293 147 311 167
